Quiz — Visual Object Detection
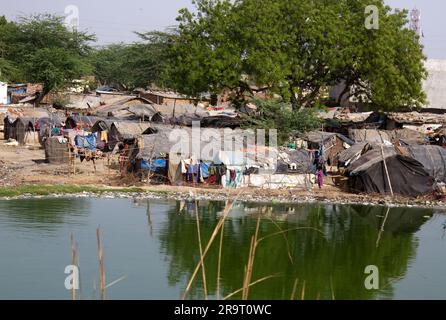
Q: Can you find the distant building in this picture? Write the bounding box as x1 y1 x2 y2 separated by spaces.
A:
140 90 207 107
422 59 446 111
329 59 446 111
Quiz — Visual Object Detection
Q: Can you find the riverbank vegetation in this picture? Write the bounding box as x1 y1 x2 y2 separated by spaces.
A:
0 185 145 197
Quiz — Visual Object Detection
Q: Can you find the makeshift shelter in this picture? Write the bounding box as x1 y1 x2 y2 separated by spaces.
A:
127 105 164 122
3 116 15 140
337 143 369 168
348 128 425 145
91 119 115 132
37 116 64 144
108 122 151 149
11 117 37 145
200 115 242 129
405 145 446 182
44 136 70 164
276 149 312 174
346 147 433 196
298 131 354 166
65 115 102 130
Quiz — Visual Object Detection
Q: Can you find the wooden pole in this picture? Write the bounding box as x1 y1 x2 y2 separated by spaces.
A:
378 130 394 197
68 145 71 177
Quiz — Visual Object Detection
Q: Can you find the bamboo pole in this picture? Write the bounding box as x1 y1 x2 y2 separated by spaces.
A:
380 144 394 196
377 130 394 197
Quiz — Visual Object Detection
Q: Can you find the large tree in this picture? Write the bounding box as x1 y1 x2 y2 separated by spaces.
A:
165 0 426 111
0 14 95 97
90 31 173 91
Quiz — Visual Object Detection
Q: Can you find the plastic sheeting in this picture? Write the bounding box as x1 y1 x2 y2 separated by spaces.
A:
248 174 315 189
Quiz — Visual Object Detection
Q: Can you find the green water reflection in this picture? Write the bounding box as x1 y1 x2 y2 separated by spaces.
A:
0 198 443 300
158 201 433 300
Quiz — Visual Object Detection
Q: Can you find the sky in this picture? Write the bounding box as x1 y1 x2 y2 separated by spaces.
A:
0 0 444 58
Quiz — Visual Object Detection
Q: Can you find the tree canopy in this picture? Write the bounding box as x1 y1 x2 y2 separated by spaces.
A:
0 0 427 112
0 14 95 95
164 0 426 111
90 31 173 91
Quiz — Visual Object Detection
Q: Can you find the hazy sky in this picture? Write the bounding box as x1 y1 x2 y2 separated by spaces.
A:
0 0 444 58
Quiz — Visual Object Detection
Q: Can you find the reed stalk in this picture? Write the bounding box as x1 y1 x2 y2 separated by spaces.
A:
216 220 225 300
223 274 280 300
181 194 240 300
96 228 105 300
242 217 260 300
194 199 208 299
290 278 298 300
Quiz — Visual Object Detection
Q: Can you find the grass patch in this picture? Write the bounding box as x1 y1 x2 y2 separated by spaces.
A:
0 185 146 197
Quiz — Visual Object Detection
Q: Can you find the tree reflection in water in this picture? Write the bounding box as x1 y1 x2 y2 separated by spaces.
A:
157 201 433 300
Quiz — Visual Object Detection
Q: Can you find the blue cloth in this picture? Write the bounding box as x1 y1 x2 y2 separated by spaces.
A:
187 164 199 183
141 159 167 172
200 162 211 178
74 134 97 151
84 134 96 151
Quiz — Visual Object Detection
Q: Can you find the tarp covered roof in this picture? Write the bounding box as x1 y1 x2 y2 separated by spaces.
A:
300 131 354 146
406 145 446 182
337 142 369 167
346 148 433 196
111 122 151 140
348 129 425 145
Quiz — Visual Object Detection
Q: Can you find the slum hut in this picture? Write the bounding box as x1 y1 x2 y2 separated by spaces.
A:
346 147 433 196
276 149 312 174
348 128 426 145
65 115 102 131
127 105 164 123
385 111 446 133
298 131 354 167
12 117 38 145
92 97 153 118
128 129 174 183
3 116 15 140
337 142 369 168
132 127 315 189
108 122 151 151
404 145 446 182
91 119 115 151
37 115 65 145
44 136 70 164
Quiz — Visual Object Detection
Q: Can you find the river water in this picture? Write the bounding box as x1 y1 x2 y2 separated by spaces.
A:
0 198 445 300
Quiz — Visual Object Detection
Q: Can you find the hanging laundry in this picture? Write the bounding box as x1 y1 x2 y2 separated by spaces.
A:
168 159 182 185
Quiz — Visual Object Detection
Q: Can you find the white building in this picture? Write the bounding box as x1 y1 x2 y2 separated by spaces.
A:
329 59 446 111
0 82 7 105
422 59 446 110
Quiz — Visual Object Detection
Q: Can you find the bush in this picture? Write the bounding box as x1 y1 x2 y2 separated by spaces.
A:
242 98 324 145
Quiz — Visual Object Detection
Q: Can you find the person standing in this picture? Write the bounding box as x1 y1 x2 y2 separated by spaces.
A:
316 165 324 189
